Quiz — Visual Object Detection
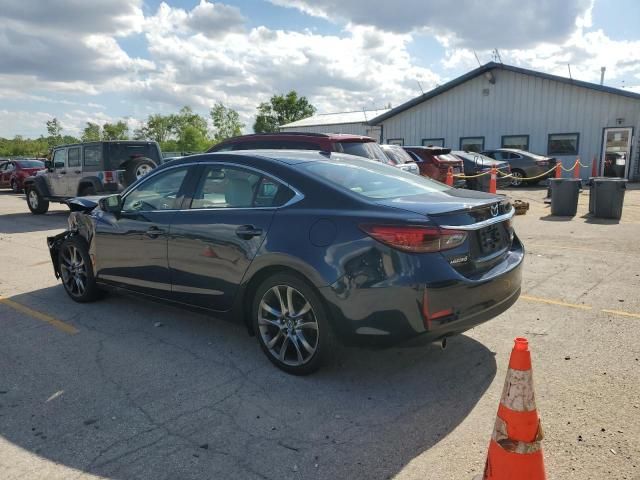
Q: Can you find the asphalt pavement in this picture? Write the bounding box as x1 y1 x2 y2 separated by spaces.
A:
0 187 639 480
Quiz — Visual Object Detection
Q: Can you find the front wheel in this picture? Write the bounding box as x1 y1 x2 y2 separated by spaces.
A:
252 273 335 375
26 188 49 214
58 236 102 303
510 169 526 187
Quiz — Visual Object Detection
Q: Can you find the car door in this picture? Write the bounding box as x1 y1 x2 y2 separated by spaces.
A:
93 165 192 297
0 162 10 187
49 148 69 196
65 146 82 196
168 164 292 311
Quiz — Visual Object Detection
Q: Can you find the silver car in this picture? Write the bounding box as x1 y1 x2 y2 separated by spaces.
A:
481 148 557 186
380 144 420 175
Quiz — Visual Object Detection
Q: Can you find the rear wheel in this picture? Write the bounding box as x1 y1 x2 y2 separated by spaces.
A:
26 188 49 214
58 236 101 303
510 169 526 187
252 273 335 375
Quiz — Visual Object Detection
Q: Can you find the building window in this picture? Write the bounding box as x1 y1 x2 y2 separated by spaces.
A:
422 138 444 147
387 138 404 146
502 135 529 151
548 133 579 155
460 137 484 153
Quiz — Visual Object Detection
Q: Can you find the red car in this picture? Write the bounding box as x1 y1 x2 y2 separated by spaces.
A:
404 146 466 187
0 159 46 193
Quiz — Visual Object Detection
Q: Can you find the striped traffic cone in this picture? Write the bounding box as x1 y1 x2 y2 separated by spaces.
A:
476 338 546 480
489 167 497 194
446 166 454 187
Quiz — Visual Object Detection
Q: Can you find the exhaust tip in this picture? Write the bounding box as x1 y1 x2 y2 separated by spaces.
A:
435 337 447 350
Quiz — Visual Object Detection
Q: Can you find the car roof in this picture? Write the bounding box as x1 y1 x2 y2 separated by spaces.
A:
52 140 159 149
214 132 375 143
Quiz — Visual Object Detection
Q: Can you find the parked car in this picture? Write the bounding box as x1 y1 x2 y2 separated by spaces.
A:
47 150 523 374
379 144 420 175
207 132 393 166
481 148 556 186
403 146 466 187
449 151 511 190
23 141 161 214
0 158 46 192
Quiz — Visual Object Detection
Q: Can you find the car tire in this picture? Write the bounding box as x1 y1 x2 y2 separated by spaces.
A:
11 179 21 193
252 272 335 375
80 185 96 196
124 158 156 186
510 169 526 187
26 188 49 214
58 236 102 303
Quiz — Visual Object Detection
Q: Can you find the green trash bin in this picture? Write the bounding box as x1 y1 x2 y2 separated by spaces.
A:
589 177 627 219
549 178 581 216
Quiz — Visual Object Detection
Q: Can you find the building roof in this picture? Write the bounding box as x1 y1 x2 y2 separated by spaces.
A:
370 62 640 124
280 109 390 128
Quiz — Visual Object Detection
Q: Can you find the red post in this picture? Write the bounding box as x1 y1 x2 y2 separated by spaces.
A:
489 166 497 194
555 162 562 179
446 166 454 187
591 155 598 178
573 158 580 179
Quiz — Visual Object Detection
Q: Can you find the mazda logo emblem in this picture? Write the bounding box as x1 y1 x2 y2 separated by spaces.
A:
490 204 499 217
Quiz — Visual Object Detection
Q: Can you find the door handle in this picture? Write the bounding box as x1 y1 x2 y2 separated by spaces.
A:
145 226 164 239
236 225 263 239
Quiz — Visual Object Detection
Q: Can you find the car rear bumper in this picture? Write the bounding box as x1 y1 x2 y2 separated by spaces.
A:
320 238 524 345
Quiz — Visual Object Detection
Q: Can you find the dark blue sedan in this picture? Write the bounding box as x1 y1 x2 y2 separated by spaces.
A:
48 150 523 374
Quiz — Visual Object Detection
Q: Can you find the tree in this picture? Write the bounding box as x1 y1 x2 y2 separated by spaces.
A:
173 106 209 152
253 91 316 133
102 120 129 140
210 102 243 143
46 117 63 147
134 114 176 144
82 122 102 142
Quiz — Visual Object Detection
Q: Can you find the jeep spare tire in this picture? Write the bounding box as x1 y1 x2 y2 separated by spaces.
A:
124 157 156 185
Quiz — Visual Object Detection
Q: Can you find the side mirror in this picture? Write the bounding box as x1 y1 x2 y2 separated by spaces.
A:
98 194 122 214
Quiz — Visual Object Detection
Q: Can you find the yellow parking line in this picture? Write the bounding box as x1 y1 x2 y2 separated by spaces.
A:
520 294 592 310
0 297 79 335
601 309 640 320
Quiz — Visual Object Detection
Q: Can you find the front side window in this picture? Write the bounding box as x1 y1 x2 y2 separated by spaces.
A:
301 157 449 200
548 133 579 155
460 137 484 153
122 167 189 212
502 135 529 151
422 138 445 147
68 147 81 167
190 166 293 209
84 145 102 167
52 149 66 169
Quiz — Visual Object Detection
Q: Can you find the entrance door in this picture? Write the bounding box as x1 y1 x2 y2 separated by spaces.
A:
601 127 633 178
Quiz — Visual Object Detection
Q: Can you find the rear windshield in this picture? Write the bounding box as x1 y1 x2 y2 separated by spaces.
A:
300 158 449 199
336 141 388 162
16 160 44 168
106 143 161 168
381 146 414 165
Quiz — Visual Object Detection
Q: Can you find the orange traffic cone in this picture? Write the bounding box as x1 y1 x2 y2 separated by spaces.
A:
573 158 580 179
446 166 454 187
554 162 562 179
489 166 497 194
478 338 546 480
591 155 598 178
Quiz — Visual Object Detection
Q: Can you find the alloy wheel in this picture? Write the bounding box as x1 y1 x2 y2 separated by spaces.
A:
28 190 39 209
510 171 524 187
135 164 153 179
60 245 88 297
258 285 319 367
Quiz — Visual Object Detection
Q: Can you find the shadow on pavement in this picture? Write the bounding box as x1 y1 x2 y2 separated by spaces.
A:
538 215 574 222
0 285 497 480
0 210 69 234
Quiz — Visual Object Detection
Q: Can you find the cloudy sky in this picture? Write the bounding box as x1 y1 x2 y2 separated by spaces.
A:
1 0 639 138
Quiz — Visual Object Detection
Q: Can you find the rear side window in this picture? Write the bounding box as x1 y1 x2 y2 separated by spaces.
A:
84 145 102 167
68 147 81 167
301 158 449 200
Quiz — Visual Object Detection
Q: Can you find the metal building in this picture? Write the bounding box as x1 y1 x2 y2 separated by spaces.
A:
369 62 640 180
280 109 389 141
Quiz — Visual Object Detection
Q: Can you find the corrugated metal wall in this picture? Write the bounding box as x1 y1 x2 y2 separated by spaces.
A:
380 69 640 179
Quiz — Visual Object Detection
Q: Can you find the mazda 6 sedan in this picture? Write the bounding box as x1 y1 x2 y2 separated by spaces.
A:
48 150 523 374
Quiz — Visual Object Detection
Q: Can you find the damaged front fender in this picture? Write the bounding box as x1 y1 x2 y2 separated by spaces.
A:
47 211 97 279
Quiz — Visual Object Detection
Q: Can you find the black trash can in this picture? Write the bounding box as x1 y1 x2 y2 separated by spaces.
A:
589 177 627 219
549 178 581 216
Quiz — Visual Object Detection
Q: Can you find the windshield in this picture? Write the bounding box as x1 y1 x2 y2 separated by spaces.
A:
301 157 449 200
337 141 388 162
16 160 44 168
381 145 414 165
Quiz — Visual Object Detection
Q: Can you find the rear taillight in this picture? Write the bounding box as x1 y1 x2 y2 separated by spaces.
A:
360 225 467 253
536 159 549 166
104 171 115 183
